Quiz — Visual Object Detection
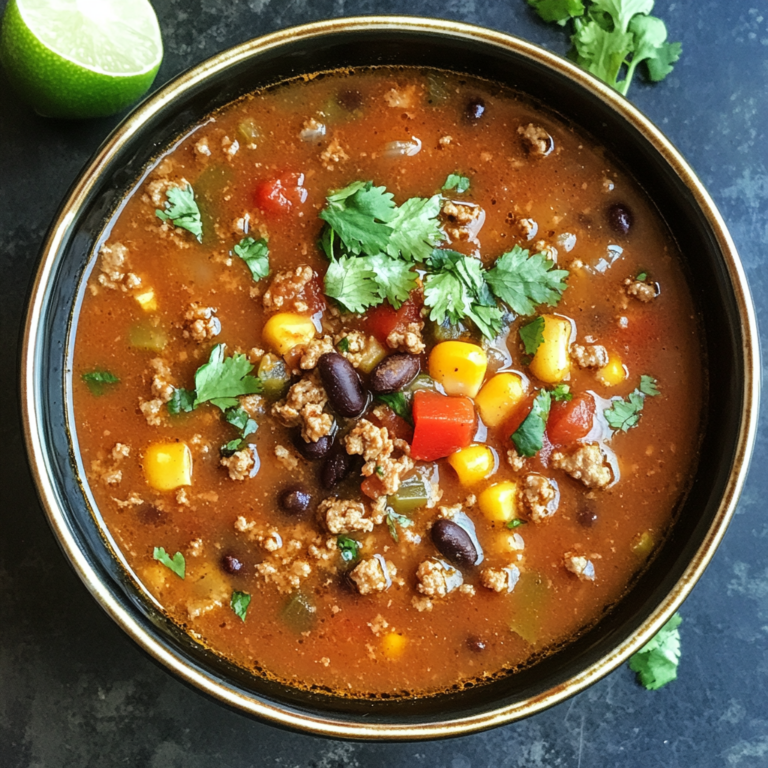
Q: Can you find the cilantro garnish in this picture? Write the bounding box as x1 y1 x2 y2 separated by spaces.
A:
81 369 119 396
233 237 270 282
639 374 660 397
324 255 381 313
155 184 203 242
337 336 350 353
221 405 258 456
385 195 445 262
552 383 573 402
528 0 682 95
511 389 552 457
636 271 648 281
629 612 681 690
230 591 251 622
424 249 504 340
376 392 414 425
507 518 527 529
153 547 185 579
604 374 659 432
443 173 471 194
337 535 361 562
167 388 195 415
193 344 262 411
386 510 413 542
519 316 545 356
486 245 569 317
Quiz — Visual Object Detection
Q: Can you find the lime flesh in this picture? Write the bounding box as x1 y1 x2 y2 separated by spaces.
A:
0 0 163 119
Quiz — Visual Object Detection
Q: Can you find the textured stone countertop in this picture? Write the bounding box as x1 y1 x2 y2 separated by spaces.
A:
1 1 766 766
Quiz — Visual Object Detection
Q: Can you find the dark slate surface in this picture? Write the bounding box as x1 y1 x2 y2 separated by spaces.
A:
1 1 766 765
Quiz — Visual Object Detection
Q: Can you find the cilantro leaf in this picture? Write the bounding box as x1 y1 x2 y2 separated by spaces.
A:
193 344 262 411
167 388 195 415
645 39 682 82
386 510 413 542
221 437 248 456
153 547 185 579
81 369 119 396
593 0 653 33
230 590 251 622
629 612 681 690
604 389 645 431
155 184 203 242
639 374 660 397
443 173 471 193
486 245 569 316
337 336 350 353
507 518 527 529
572 19 634 91
636 271 648 281
233 237 270 282
512 389 552 457
552 383 573 402
520 316 546 356
385 195 445 262
319 181 395 256
622 14 679 94
376 392 414 425
337 535 361 562
424 250 504 340
528 0 585 25
224 405 257 438
367 253 420 309
324 255 381 313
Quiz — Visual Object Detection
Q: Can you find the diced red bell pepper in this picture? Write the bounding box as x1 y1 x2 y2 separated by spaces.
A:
253 171 307 216
370 405 414 443
547 393 595 446
365 292 423 345
410 390 476 462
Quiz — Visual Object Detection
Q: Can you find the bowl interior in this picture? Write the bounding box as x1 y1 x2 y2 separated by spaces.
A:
26 19 753 736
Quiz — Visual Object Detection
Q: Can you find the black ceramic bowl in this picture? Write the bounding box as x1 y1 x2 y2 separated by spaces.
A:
22 17 759 739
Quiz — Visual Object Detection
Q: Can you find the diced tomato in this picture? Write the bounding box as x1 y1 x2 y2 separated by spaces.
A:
361 475 388 500
253 172 307 216
410 390 476 462
370 405 414 443
547 393 596 446
365 292 423 345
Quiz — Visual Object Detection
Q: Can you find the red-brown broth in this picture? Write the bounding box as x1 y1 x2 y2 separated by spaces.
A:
72 68 704 697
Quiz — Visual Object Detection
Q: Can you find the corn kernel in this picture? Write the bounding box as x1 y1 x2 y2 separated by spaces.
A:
134 289 157 312
475 372 527 427
381 631 407 659
144 442 193 491
428 341 488 398
262 312 316 355
356 336 388 374
447 444 496 486
597 352 627 387
529 314 572 384
631 530 654 557
478 481 519 523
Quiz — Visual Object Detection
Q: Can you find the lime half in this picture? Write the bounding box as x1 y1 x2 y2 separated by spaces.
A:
0 0 163 119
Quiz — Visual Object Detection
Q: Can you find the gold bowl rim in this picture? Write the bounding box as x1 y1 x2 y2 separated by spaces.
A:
21 15 760 739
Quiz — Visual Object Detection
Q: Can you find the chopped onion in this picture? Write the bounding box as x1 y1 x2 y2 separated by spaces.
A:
383 136 422 158
299 120 326 142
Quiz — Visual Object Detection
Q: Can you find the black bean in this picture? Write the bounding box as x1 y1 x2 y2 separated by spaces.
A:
317 353 366 418
369 353 421 394
321 451 354 489
466 635 487 653
337 88 362 112
607 203 633 236
279 484 312 515
293 431 334 460
465 96 486 122
221 554 243 574
577 504 599 528
136 503 165 526
431 518 478 568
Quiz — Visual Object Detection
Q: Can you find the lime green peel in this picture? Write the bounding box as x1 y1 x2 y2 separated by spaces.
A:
0 0 163 119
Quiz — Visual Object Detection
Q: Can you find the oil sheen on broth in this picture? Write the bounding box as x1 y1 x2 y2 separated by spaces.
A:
72 68 704 698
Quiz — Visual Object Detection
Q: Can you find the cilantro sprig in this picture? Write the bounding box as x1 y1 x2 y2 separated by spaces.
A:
512 389 552 457
230 591 251 622
519 316 545 356
443 173 470 194
386 510 414 542
337 535 361 562
81 369 119 396
153 547 185 579
528 0 682 95
552 383 573 402
155 184 203 242
629 612 681 690
233 237 270 282
191 344 262 411
604 374 660 432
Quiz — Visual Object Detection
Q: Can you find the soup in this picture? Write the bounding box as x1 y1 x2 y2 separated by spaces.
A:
72 67 704 698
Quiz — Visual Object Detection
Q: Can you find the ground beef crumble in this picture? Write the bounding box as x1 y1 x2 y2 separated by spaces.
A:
386 321 425 355
625 277 658 302
344 419 414 496
551 444 613 489
415 559 463 598
519 474 559 522
263 265 315 313
564 553 596 581
441 200 484 242
570 343 609 369
220 449 255 481
349 557 396 595
183 303 221 343
272 372 333 443
319 498 373 534
518 123 554 157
